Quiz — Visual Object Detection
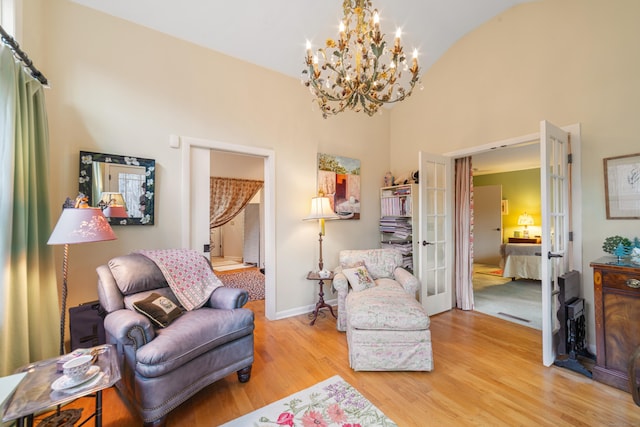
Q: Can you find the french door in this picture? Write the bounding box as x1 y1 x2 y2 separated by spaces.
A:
418 151 453 315
540 120 572 366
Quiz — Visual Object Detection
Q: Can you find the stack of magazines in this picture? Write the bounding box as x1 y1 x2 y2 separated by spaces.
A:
380 216 413 271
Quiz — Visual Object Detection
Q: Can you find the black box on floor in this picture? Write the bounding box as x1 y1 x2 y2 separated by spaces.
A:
69 300 106 349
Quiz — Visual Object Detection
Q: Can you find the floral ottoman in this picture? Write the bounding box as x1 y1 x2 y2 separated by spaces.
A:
345 281 434 371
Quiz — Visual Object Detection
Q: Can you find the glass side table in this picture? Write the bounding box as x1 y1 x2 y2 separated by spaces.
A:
2 344 121 427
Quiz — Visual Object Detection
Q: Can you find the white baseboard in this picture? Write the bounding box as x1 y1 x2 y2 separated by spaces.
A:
274 298 338 321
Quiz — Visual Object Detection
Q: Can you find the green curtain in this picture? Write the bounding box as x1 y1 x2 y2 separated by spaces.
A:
0 44 59 376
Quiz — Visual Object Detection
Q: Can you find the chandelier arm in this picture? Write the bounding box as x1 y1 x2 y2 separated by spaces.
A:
364 81 418 105
310 48 361 103
308 76 355 103
305 57 347 100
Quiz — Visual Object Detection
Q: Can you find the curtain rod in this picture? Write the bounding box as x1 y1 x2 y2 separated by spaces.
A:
0 24 48 86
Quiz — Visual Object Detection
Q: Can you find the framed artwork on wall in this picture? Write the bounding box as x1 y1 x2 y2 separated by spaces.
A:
317 153 361 220
604 152 640 219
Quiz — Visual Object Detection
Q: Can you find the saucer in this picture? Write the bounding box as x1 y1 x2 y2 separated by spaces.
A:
58 371 105 395
51 365 100 391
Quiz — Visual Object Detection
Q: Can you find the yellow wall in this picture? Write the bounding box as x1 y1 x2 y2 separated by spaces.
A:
474 169 541 242
390 0 640 348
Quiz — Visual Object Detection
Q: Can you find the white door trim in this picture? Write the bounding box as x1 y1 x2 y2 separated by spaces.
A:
175 135 277 320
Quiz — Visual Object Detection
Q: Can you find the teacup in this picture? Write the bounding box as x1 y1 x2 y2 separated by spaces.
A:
62 355 93 381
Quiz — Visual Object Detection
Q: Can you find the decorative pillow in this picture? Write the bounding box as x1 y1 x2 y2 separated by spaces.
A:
133 292 183 327
342 266 375 292
340 260 366 269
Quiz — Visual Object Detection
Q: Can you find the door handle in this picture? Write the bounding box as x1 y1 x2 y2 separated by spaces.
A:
548 252 563 259
494 228 501 231
627 279 640 289
422 241 433 246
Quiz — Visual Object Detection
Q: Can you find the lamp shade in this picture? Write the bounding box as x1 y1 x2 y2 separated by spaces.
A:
100 192 127 209
48 208 117 245
517 212 534 226
303 197 340 221
103 205 128 218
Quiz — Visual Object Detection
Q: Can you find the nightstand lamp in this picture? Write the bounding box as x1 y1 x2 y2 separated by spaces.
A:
303 196 339 277
517 212 534 239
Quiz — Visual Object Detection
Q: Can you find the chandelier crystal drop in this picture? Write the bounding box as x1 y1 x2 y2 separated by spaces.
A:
302 0 421 118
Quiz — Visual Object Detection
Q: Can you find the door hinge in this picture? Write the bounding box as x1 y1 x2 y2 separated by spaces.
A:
568 153 573 164
569 231 574 242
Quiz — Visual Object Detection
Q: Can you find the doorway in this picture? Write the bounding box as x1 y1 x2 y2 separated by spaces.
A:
445 121 582 350
210 197 261 270
209 150 264 270
178 135 276 320
473 184 503 266
471 145 542 330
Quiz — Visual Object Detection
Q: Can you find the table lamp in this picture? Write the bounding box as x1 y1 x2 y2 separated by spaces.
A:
99 192 128 218
517 212 534 239
303 196 339 277
48 203 116 354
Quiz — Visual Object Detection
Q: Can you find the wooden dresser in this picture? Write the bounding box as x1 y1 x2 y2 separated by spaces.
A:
591 257 640 391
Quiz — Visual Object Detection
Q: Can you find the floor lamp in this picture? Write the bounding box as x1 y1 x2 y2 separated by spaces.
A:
48 206 116 355
303 196 339 275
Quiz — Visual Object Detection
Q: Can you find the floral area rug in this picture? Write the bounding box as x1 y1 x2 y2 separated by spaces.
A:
220 375 397 427
215 267 265 301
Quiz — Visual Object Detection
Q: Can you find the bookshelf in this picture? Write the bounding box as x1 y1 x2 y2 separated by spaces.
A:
380 184 418 272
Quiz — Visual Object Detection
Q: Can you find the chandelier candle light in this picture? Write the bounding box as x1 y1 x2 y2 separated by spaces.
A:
302 0 421 118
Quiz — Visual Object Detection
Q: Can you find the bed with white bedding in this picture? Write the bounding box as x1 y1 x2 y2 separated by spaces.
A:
500 243 542 280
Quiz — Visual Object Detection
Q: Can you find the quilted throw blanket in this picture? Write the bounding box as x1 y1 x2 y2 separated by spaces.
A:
137 249 223 310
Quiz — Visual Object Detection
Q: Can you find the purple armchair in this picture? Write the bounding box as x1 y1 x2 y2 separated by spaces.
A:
97 253 254 426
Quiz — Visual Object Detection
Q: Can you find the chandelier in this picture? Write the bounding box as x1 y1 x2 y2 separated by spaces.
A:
302 0 421 118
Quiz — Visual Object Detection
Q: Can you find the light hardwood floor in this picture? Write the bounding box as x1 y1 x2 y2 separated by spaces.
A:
38 301 640 426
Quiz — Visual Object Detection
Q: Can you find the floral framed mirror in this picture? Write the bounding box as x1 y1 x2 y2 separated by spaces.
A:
79 151 155 225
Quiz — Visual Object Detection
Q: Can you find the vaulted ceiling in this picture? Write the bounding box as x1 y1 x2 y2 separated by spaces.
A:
69 0 538 173
70 0 532 80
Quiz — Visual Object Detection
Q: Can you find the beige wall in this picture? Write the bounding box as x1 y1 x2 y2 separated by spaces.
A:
35 0 389 322
390 0 640 348
22 0 640 350
211 151 264 181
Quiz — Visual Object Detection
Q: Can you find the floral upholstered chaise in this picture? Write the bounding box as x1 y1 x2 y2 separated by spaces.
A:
333 248 433 371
